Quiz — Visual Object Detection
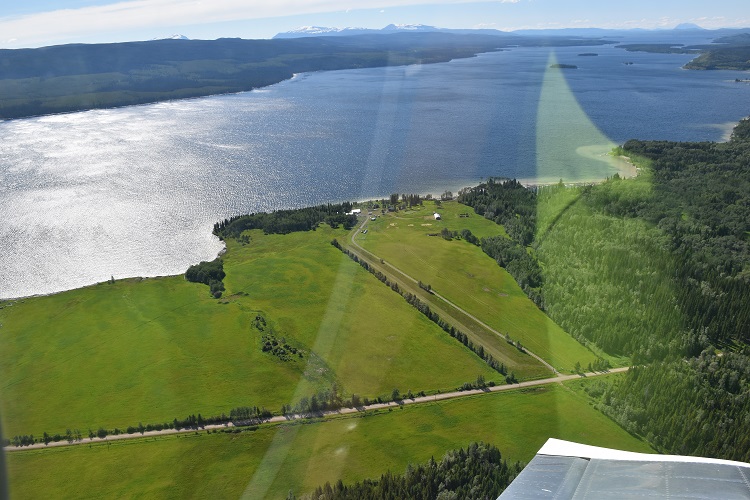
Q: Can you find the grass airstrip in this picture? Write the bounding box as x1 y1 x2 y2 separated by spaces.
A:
356 200 602 371
1 199 632 499
0 225 498 438
5 381 652 499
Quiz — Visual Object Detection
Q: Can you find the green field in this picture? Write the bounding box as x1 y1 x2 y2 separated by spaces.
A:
5 382 652 499
0 225 499 437
357 201 600 372
221 227 498 399
1 207 646 499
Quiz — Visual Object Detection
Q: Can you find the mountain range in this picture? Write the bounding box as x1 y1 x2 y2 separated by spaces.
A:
274 23 731 39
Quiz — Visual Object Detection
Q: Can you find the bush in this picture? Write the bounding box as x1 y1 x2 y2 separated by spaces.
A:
186 259 225 297
186 259 225 285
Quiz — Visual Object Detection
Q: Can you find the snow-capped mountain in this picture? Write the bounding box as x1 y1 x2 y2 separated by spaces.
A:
273 24 474 39
151 34 190 41
278 26 368 36
381 24 439 32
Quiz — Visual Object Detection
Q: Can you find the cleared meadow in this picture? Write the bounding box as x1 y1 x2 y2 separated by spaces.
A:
5 381 652 499
357 201 601 371
0 225 497 437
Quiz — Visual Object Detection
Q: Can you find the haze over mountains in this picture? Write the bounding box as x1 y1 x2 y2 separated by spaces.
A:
274 22 740 39
273 23 508 38
0 30 621 120
2 23 750 121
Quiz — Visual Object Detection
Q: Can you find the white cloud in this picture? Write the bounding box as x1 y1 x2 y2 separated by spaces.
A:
2 0 745 48
0 0 520 47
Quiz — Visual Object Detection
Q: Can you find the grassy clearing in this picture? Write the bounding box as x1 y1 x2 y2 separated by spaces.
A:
5 382 652 499
223 226 498 399
0 225 497 437
358 201 599 372
0 276 293 438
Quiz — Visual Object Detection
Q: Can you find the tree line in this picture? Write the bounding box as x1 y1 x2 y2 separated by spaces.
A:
458 179 544 308
185 258 225 298
536 118 750 462
292 442 523 500
213 203 357 239
5 407 274 447
331 239 513 381
445 118 750 462
388 193 424 209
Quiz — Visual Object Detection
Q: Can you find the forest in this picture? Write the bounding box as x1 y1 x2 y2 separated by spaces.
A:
458 118 750 462
0 33 614 120
295 442 523 500
586 121 750 462
684 32 750 70
213 202 357 238
458 179 543 307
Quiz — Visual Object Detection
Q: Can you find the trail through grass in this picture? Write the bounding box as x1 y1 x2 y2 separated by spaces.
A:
358 201 600 372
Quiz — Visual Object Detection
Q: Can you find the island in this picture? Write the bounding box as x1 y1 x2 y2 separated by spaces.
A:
550 63 578 69
615 43 698 54
578 52 598 56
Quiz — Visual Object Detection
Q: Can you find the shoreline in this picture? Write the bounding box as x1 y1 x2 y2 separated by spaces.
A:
0 163 637 302
0 44 503 123
0 238 228 303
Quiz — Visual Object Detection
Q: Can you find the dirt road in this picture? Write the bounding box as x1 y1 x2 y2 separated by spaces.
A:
4 367 628 452
348 216 558 374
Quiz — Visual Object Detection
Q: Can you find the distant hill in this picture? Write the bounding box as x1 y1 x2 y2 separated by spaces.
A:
685 45 750 70
151 34 190 41
0 32 616 120
684 31 750 70
674 23 705 30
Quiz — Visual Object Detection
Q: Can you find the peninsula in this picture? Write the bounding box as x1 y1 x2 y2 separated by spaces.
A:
0 33 614 120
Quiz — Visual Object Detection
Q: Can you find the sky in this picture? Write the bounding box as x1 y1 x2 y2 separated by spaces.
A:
1 0 749 49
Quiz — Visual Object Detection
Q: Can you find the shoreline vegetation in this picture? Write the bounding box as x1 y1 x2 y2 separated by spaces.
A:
0 148 637 303
0 157 636 303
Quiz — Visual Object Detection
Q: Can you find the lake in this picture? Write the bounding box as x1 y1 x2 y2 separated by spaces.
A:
2 41 749 298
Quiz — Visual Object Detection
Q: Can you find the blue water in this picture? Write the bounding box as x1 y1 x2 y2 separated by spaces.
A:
1 42 749 298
